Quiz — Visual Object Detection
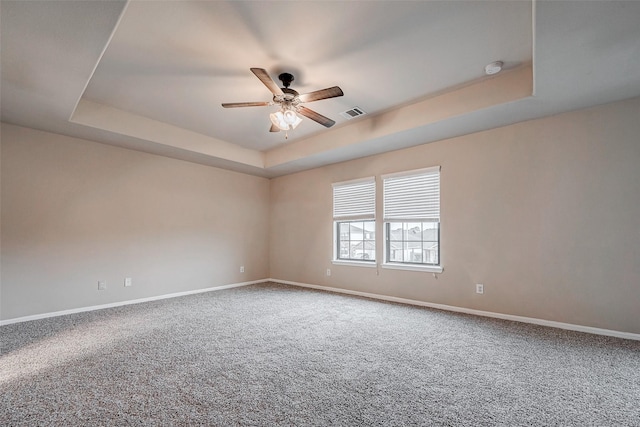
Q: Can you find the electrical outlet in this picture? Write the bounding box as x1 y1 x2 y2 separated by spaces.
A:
124 277 132 287
326 268 331 276
476 284 484 294
240 266 245 273
98 280 106 290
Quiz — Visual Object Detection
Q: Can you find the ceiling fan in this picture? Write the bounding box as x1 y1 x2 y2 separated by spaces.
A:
222 68 344 136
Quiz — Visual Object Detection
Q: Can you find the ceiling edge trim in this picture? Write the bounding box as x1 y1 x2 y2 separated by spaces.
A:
68 0 130 122
70 99 265 169
264 65 534 170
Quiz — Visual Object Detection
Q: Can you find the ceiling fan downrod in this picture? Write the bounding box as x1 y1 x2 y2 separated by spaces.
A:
278 73 294 88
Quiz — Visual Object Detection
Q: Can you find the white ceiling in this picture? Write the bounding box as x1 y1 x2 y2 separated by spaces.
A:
2 1 640 178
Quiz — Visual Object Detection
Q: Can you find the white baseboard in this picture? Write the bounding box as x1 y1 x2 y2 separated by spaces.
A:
0 279 269 326
5 278 639 341
269 278 640 342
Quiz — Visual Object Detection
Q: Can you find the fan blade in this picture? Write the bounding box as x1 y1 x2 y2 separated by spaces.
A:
298 86 344 103
222 101 271 108
298 106 336 128
250 68 284 96
269 124 280 132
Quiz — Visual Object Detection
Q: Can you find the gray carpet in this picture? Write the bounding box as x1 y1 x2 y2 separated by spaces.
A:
1 282 639 426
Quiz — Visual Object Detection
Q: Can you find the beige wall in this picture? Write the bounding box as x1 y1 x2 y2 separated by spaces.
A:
269 97 640 334
1 124 270 320
2 97 639 333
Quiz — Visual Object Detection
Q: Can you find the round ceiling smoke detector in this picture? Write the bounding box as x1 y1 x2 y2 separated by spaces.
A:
485 61 504 75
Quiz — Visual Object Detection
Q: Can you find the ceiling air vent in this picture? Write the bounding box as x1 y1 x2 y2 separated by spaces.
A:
340 107 366 120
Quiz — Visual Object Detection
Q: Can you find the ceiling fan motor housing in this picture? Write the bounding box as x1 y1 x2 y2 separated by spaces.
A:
278 72 295 88
274 87 300 107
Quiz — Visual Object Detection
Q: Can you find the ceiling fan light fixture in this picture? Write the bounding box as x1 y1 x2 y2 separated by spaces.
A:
283 109 298 125
291 115 302 129
270 111 286 130
270 110 302 131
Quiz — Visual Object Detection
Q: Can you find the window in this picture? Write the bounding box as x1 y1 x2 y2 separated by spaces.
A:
383 167 441 270
333 178 375 262
386 222 439 264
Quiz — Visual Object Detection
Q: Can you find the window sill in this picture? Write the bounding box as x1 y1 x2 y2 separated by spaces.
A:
332 260 377 268
382 263 443 273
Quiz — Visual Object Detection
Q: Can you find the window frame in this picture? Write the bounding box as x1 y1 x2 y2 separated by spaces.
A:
382 167 442 273
332 177 377 266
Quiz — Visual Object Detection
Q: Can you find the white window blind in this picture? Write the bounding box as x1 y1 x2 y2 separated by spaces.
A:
383 167 440 221
333 178 375 220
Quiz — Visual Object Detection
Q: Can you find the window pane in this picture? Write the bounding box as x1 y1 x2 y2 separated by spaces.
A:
362 239 375 260
336 220 375 262
350 240 373 260
389 245 403 262
339 222 350 236
405 222 422 241
363 221 375 241
424 243 438 264
388 223 402 241
339 241 350 259
350 240 364 260
403 241 422 263
423 222 438 241
385 220 439 265
351 222 364 240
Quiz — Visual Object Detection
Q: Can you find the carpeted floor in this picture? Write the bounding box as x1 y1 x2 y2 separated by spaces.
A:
1 282 639 426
